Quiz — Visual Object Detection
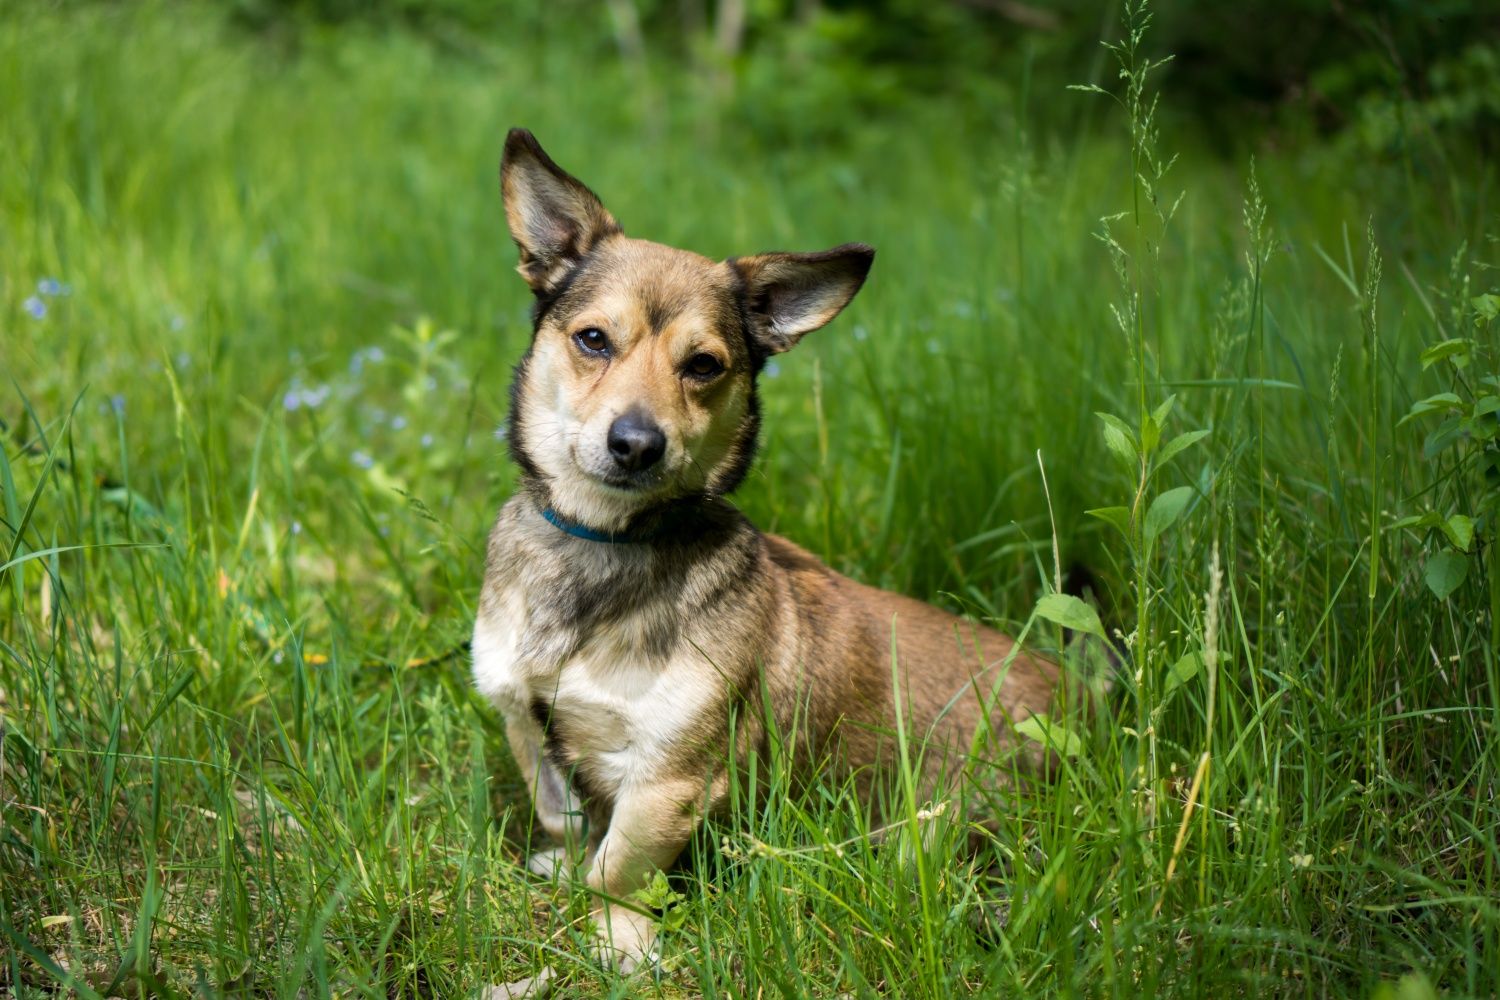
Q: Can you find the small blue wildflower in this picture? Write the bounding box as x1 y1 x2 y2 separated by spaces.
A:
37 278 63 296
391 415 407 431
379 525 391 537
764 361 782 378
175 351 191 369
291 520 303 536
494 424 509 442
349 346 386 375
273 650 284 665
420 433 434 448
170 314 186 332
351 450 374 469
23 296 46 320
926 339 941 355
110 394 126 415
853 325 869 342
424 375 438 392
284 383 331 411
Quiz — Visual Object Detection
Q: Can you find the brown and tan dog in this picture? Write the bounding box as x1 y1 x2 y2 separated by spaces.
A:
472 128 1062 993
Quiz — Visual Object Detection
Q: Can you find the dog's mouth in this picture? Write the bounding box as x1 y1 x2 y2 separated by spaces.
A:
594 472 657 492
580 462 671 495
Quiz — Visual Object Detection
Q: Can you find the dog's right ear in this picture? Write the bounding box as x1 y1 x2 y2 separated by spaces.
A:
501 128 620 295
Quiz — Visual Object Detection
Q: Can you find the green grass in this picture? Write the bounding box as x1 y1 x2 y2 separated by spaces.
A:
3 3 1498 997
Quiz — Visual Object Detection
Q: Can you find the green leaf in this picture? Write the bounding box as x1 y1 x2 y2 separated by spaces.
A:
1151 394 1177 428
1471 293 1500 324
633 870 685 912
1158 429 1209 464
1014 713 1083 756
634 869 690 932
1419 338 1472 370
1441 514 1475 553
1389 512 1441 531
1397 392 1462 428
1422 416 1468 460
1085 506 1132 536
1424 550 1468 600
1096 412 1138 468
1144 486 1195 545
1140 413 1161 456
1034 593 1105 639
1475 395 1500 418
1164 651 1202 695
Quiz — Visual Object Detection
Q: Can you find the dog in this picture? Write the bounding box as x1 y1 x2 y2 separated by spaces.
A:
472 128 1064 994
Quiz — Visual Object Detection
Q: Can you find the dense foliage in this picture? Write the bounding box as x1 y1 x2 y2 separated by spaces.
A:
222 0 1500 152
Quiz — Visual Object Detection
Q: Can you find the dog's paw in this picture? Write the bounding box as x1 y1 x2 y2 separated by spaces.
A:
524 846 572 880
482 966 555 999
590 905 659 975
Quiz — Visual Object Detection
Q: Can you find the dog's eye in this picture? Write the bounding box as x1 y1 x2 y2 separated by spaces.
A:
574 328 610 356
684 353 724 380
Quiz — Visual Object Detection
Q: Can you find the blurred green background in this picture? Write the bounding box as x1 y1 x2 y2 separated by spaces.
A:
224 0 1500 153
3 1 1498 997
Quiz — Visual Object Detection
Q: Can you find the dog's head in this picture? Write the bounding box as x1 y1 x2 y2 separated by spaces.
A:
500 128 873 531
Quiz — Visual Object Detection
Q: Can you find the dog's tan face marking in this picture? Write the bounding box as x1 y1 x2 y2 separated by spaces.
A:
499 128 872 530
526 237 755 508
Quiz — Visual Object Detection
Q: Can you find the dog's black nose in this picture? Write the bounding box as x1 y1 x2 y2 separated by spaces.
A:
607 412 666 471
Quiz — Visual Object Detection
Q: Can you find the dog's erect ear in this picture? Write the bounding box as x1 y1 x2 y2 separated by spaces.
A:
730 244 875 354
501 128 620 294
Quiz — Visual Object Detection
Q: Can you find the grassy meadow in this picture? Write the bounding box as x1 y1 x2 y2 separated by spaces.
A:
3 2 1499 996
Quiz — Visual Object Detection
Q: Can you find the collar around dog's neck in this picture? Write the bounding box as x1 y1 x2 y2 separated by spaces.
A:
540 506 659 544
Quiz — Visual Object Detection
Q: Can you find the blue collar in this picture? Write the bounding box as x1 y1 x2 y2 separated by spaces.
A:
541 507 653 544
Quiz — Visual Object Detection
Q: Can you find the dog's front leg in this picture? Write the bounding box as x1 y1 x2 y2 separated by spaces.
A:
584 778 704 973
485 783 696 998
503 715 586 877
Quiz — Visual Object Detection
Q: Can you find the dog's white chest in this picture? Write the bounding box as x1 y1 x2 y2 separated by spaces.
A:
554 628 712 785
472 590 714 793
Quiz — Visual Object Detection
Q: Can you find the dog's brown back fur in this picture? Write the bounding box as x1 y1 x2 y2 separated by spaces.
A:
753 533 1061 791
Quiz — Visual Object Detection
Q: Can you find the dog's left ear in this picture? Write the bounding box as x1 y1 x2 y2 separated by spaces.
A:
501 128 621 295
730 243 875 354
